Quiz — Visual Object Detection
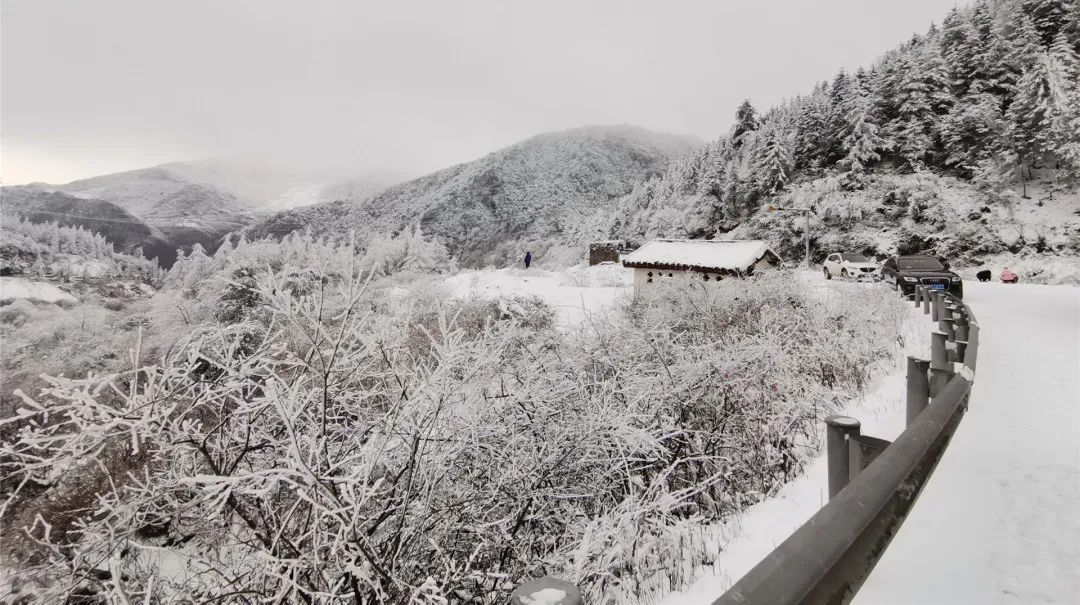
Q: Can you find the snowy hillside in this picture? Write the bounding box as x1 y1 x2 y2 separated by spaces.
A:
0 187 175 263
8 167 259 263
730 169 1080 283
250 125 701 267
611 0 1080 281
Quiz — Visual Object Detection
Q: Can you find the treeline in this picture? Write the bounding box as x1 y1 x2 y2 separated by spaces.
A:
0 218 163 283
617 0 1079 240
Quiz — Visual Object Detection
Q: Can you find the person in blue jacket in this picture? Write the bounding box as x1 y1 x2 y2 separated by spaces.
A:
524 251 532 269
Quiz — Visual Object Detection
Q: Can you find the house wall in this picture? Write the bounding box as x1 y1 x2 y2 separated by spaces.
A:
633 267 735 294
752 256 777 273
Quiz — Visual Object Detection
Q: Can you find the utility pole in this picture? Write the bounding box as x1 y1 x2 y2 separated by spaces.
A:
767 204 814 266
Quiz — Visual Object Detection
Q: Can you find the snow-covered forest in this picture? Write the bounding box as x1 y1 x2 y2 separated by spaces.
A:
0 219 163 283
617 0 1079 269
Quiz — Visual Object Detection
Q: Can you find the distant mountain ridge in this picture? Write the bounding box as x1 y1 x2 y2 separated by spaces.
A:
251 125 701 266
4 159 399 266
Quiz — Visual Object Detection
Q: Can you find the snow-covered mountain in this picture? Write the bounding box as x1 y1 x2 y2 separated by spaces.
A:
5 160 400 266
250 125 701 266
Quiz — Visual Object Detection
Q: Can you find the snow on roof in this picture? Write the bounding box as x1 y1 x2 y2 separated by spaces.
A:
621 239 780 272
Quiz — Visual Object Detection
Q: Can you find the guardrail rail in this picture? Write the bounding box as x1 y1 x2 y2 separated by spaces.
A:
714 285 978 605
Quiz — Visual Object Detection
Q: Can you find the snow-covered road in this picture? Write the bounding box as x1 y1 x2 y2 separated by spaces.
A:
856 281 1080 605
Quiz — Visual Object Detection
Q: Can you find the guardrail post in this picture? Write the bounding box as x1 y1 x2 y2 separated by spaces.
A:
825 415 861 499
929 332 954 398
964 323 980 372
953 340 967 363
511 578 582 605
953 314 969 342
848 434 892 481
930 367 955 399
944 305 955 326
906 356 931 426
940 318 956 341
930 291 941 321
914 286 923 307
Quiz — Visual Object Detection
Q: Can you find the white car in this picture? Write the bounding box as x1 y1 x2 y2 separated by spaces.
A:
823 253 879 281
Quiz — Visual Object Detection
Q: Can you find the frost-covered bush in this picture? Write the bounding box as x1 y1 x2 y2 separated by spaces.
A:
0 218 163 284
359 224 456 276
1 267 907 603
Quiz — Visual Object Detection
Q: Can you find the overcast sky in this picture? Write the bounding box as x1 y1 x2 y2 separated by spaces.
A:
2 0 960 185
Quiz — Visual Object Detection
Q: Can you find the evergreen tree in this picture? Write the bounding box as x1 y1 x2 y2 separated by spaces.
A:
841 101 887 175
1050 28 1080 79
921 40 956 118
825 70 866 161
942 92 1009 175
1066 1 1080 54
732 100 759 147
753 122 794 195
1008 12 1044 78
1024 0 1076 45
980 21 1020 99
794 92 830 170
872 50 906 127
969 0 995 85
696 140 729 198
941 7 977 96
889 42 953 169
1048 32 1080 173
1007 52 1065 168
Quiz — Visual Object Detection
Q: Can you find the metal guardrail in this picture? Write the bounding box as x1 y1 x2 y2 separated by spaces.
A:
512 287 979 605
715 286 978 605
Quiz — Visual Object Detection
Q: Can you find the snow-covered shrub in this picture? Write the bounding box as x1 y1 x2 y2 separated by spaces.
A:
359 224 456 277
0 299 38 328
1 266 907 603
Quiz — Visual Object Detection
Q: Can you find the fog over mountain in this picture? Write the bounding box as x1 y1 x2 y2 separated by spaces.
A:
2 0 958 185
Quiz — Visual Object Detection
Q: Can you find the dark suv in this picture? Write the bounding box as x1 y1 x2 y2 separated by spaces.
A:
880 255 963 299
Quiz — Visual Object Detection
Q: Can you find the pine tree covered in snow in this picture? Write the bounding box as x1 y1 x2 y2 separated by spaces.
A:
732 100 760 147
753 122 794 194
613 0 1080 244
842 100 888 176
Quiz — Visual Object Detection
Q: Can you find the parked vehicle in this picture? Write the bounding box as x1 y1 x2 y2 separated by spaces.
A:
879 255 963 298
823 253 879 281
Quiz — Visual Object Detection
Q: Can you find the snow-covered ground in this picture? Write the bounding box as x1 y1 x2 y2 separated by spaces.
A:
656 280 1080 605
0 277 77 305
440 263 632 326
